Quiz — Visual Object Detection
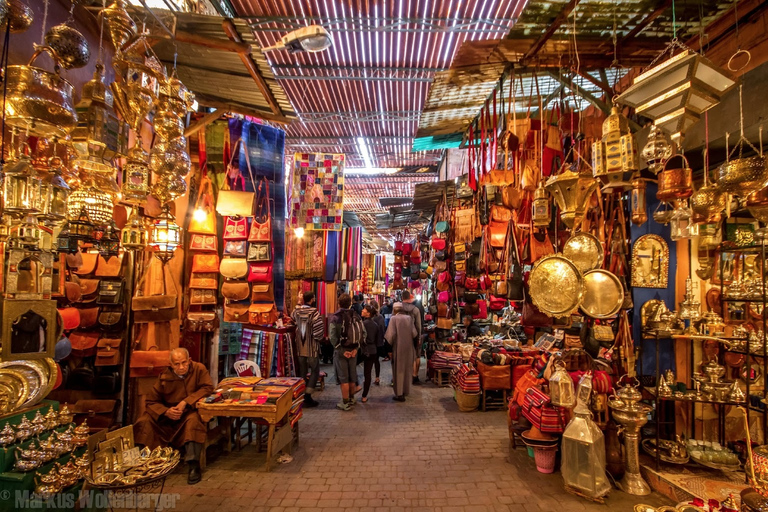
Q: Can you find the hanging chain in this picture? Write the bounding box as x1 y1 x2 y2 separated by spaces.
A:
98 0 106 64
67 0 76 24
40 0 50 45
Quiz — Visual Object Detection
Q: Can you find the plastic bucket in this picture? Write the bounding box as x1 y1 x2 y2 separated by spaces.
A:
533 447 557 473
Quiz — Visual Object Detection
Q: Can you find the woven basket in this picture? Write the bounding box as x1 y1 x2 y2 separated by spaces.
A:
455 389 480 412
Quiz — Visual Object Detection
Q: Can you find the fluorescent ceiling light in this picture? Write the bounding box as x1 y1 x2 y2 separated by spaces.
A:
345 168 399 175
128 0 181 9
356 136 374 170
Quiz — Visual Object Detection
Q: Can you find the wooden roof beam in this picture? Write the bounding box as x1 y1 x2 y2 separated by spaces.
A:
574 70 613 99
621 0 673 42
221 19 284 117
521 0 582 62
194 93 291 125
185 109 223 138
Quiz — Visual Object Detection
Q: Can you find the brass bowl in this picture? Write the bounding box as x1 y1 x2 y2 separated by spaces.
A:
45 24 90 69
7 0 33 34
691 183 726 223
717 155 768 195
528 255 584 318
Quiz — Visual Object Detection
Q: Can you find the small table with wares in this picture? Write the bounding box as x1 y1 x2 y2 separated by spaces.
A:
196 377 303 471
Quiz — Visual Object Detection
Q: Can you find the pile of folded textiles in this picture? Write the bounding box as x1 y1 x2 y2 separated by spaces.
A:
451 363 481 395
429 351 463 370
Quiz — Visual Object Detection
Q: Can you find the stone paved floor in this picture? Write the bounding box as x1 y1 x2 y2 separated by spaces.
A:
155 361 673 512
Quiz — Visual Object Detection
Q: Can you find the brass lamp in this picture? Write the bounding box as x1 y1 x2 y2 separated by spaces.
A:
532 182 550 227
2 152 42 216
151 207 181 263
545 169 599 228
39 159 70 224
66 180 114 226
98 221 121 258
121 145 151 204
120 208 147 250
616 49 736 141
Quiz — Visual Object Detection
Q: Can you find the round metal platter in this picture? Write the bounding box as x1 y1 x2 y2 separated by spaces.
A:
0 368 31 412
528 255 583 318
562 232 603 273
580 269 624 319
29 359 57 402
0 361 46 407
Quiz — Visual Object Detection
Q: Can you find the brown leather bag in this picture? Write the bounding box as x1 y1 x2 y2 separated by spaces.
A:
189 273 218 290
74 253 98 275
79 279 99 302
131 263 178 323
129 349 170 377
190 289 216 305
221 280 250 301
250 282 274 303
78 307 99 328
58 307 80 330
249 303 279 325
223 302 249 323
490 205 512 223
192 254 220 273
95 338 122 366
98 310 123 330
488 221 508 248
64 280 82 303
70 332 100 357
185 311 218 332
220 257 249 279
95 255 122 277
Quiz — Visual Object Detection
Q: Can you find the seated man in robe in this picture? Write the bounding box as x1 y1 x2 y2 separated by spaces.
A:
133 348 213 484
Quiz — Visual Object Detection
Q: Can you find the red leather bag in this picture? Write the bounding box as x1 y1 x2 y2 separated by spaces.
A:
248 263 272 283
489 296 507 311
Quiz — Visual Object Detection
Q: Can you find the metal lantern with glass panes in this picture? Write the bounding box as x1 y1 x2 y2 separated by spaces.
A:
630 175 648 225
532 182 550 227
561 373 611 500
151 207 181 263
120 208 147 249
592 104 637 191
615 48 736 142
39 158 70 224
678 277 701 333
641 126 673 175
669 201 694 241
98 221 121 258
66 180 114 226
549 360 575 408
121 144 151 204
2 151 42 217
66 207 96 241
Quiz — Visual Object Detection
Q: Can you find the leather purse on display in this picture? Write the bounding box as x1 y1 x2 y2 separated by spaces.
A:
248 263 272 283
131 264 179 323
190 289 217 305
78 307 99 329
192 254 220 273
248 303 279 325
74 253 98 275
97 280 124 305
221 280 250 301
250 282 274 303
223 302 250 323
98 310 123 330
189 234 217 252
185 311 218 333
70 332 100 357
95 255 122 277
223 240 246 257
220 257 249 279
129 349 170 377
65 279 82 303
189 273 218 290
79 279 99 303
247 242 272 262
248 178 272 242
58 307 80 331
489 295 507 311
216 139 255 217
95 338 122 366
223 217 248 241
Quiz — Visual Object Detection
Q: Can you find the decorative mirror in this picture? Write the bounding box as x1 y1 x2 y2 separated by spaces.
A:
1 299 57 361
632 234 669 288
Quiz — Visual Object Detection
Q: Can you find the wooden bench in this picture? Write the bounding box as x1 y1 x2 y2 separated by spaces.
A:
434 368 453 387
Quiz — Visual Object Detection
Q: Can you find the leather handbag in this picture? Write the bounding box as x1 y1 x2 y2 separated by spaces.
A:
97 280 123 305
66 251 84 270
98 310 123 330
221 280 250 301
188 175 216 234
192 253 220 273
247 242 272 262
79 279 99 302
251 282 274 302
78 307 99 329
248 263 272 283
248 178 272 242
189 273 218 290
220 257 249 279
223 302 250 323
223 216 248 241
437 290 451 302
436 271 451 291
74 253 98 275
131 263 179 323
95 338 122 366
489 295 507 311
488 220 508 248
216 138 255 217
249 303 279 325
95 255 122 277
522 297 552 327
70 332 100 357
224 240 246 257
189 234 217 252
129 348 170 377
64 280 82 303
431 237 446 251
436 317 453 330
490 205 512 223
58 307 80 331
473 299 488 320
454 260 466 272
185 311 218 333
190 289 217 305
492 280 508 297
434 191 451 233
465 277 479 291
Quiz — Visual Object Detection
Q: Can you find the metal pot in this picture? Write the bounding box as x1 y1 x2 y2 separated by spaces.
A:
4 48 77 138
718 154 768 195
657 155 693 201
691 183 726 223
45 23 90 69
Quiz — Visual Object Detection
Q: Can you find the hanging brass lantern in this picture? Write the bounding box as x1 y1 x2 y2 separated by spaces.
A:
44 23 90 70
2 152 42 216
592 105 637 191
717 152 768 195
544 170 599 228
6 0 33 34
121 144 151 204
532 181 550 227
150 172 187 205
630 175 648 226
641 125 673 175
98 0 136 53
151 207 181 263
149 137 191 178
66 180 114 226
691 182 726 223
39 158 70 223
120 208 147 250
98 221 121 258
747 186 768 241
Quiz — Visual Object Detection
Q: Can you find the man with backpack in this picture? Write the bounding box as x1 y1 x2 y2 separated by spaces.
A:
291 291 325 408
329 293 364 411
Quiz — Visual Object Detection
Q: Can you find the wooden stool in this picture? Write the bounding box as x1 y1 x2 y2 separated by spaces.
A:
316 373 326 391
435 368 452 387
481 389 508 411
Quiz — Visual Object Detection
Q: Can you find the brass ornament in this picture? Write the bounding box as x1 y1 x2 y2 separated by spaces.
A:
6 0 33 34
45 24 90 70
717 154 768 195
690 182 726 223
641 126 673 175
99 0 136 53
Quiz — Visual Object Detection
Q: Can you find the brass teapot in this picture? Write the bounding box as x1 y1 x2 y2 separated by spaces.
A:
31 411 46 436
72 420 89 446
37 436 59 463
15 416 33 443
43 407 59 431
34 468 62 499
0 423 16 447
56 461 80 487
57 405 74 426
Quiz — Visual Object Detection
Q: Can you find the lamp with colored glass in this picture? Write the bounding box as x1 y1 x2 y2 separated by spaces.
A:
66 180 114 226
98 221 121 258
151 207 181 263
121 208 147 250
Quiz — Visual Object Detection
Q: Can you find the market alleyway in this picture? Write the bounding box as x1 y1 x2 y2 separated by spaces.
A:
160 362 672 512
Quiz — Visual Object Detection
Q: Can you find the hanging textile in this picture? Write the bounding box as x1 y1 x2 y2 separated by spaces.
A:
290 153 345 231
323 231 339 281
337 227 363 281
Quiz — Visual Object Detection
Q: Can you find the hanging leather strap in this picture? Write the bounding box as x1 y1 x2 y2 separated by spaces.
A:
469 123 477 191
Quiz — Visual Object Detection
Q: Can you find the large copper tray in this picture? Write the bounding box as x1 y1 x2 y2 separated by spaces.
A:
528 255 583 318
580 269 624 319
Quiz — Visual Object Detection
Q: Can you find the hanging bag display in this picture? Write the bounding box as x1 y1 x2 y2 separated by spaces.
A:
434 190 451 233
191 253 220 273
248 178 273 242
131 260 179 323
189 234 217 252
188 174 216 234
216 138 255 217
507 226 525 301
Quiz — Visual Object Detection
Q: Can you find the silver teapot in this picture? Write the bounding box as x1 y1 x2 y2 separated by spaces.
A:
34 468 62 499
43 407 59 431
15 416 33 443
57 405 74 426
56 461 80 488
37 436 59 463
31 411 47 436
0 423 16 447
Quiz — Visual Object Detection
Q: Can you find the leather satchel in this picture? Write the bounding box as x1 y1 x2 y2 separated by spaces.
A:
249 178 272 242
247 242 272 262
250 282 274 303
220 257 249 279
64 280 82 303
78 307 99 329
224 240 246 257
98 310 123 330
189 234 217 252
185 311 218 332
189 273 218 290
216 139 255 217
95 338 122 366
97 280 123 305
436 317 453 330
223 217 248 241
491 205 512 223
249 303 279 325
192 254 220 273
79 279 99 303
221 280 250 301
248 263 272 283
129 349 170 377
95 255 122 277
190 289 216 305
74 253 98 275
131 264 178 323
488 221 508 248
58 307 80 331
223 302 250 323
70 332 100 357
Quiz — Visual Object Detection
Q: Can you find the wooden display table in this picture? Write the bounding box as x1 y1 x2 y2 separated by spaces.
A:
196 378 302 471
